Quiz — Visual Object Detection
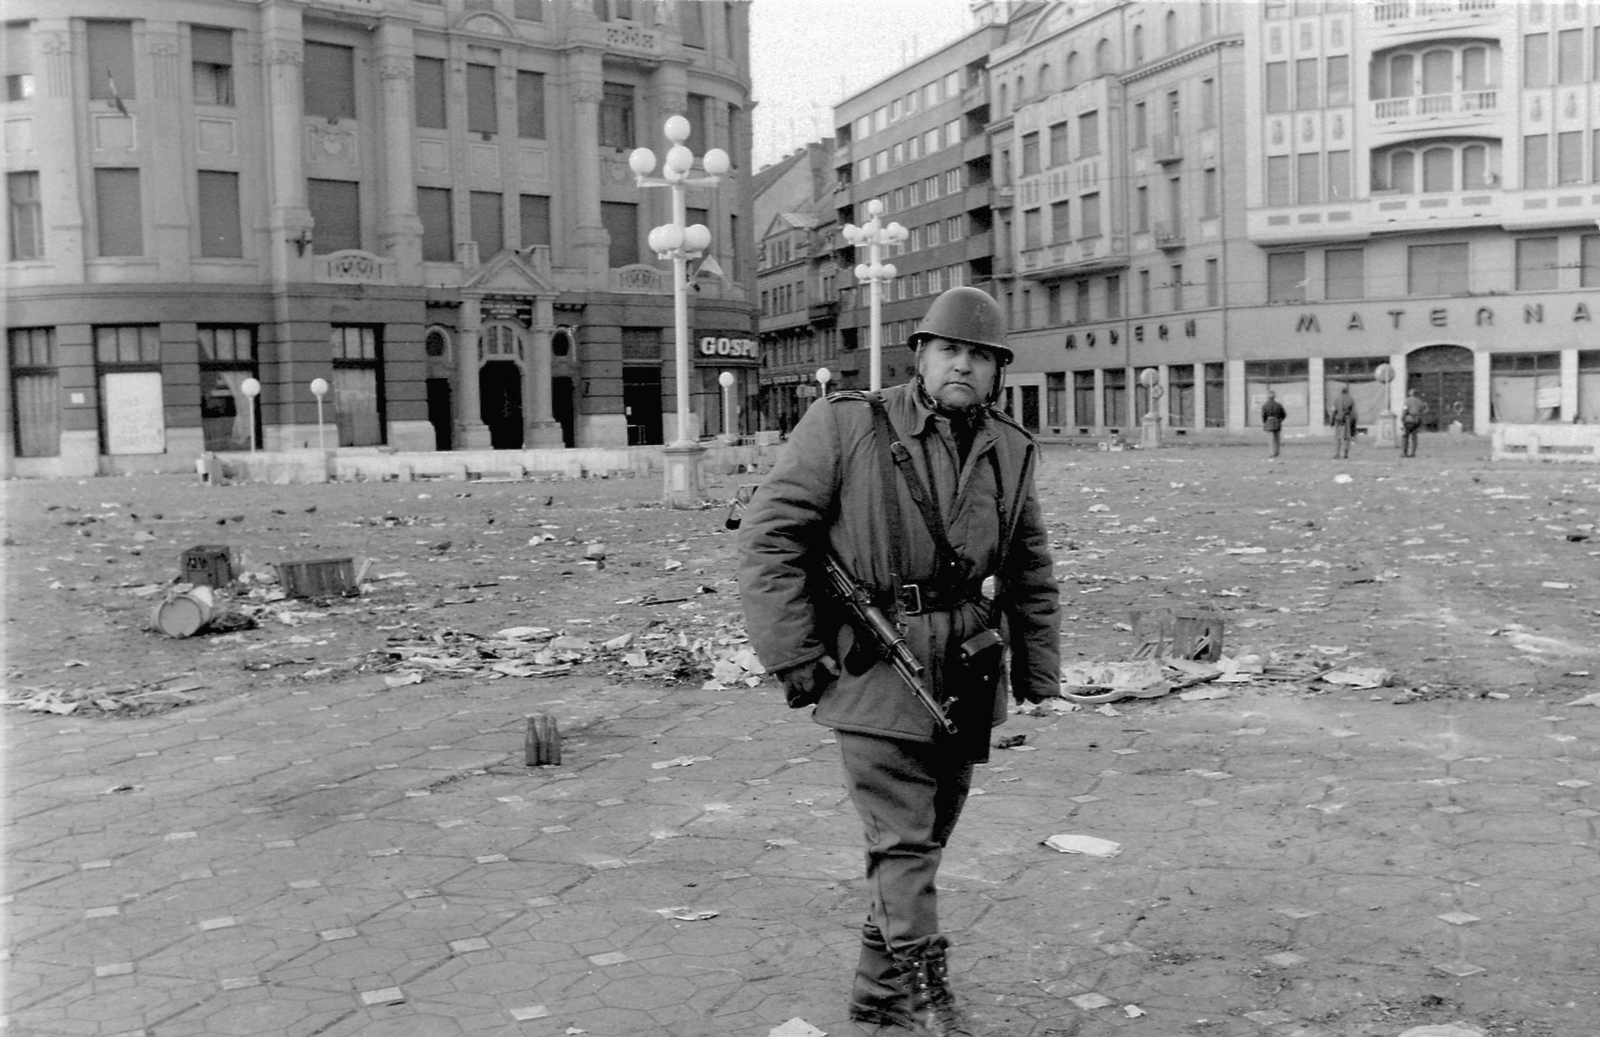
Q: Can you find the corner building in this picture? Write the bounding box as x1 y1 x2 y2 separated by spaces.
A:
986 0 1600 439
2 0 755 478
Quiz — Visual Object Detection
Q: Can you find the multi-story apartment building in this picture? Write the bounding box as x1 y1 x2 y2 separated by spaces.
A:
752 138 839 433
828 23 1006 394
990 0 1600 438
2 0 755 478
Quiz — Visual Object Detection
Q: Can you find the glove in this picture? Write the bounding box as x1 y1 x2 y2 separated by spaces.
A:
779 656 838 709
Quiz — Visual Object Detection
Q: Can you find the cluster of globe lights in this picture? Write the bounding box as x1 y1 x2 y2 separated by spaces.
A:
841 198 909 285
628 115 729 259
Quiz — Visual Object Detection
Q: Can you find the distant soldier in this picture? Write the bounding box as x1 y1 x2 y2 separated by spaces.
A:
1401 388 1429 458
1329 385 1358 459
1261 390 1287 458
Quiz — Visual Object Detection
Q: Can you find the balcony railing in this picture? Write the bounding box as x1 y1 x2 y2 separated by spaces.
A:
1370 0 1497 21
1150 132 1183 164
1152 223 1186 249
1373 90 1498 120
991 184 1014 208
1019 235 1129 278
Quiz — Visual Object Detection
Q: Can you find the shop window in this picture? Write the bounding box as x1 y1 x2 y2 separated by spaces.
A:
1490 352 1561 423
331 325 384 446
198 326 257 452
9 327 58 457
1073 370 1094 426
1246 358 1308 428
1102 367 1127 427
95 325 164 455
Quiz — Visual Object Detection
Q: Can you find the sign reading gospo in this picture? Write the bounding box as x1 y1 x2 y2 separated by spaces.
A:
698 336 757 359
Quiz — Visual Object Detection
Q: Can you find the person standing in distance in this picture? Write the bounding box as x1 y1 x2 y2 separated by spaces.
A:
1330 384 1358 459
1401 387 1429 458
1261 390 1287 458
738 286 1061 1037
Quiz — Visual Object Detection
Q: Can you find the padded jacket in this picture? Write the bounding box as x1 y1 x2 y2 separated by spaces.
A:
738 382 1060 761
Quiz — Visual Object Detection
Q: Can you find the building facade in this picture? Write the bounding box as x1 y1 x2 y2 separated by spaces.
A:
2 0 755 478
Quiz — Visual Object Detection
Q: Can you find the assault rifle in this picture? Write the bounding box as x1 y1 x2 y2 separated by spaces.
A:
822 555 958 735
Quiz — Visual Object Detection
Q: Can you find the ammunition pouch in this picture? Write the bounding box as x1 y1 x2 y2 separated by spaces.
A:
951 628 1004 697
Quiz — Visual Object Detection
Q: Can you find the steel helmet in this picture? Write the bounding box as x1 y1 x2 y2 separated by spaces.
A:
907 286 1012 365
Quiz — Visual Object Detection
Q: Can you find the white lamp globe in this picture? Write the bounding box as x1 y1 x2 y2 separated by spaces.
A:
855 263 871 281
888 222 908 242
866 199 885 217
841 224 860 243
880 263 897 280
816 367 831 385
719 371 735 388
628 148 657 176
665 144 694 175
240 377 261 398
648 224 684 253
684 224 712 252
663 115 691 142
310 377 329 398
703 149 730 176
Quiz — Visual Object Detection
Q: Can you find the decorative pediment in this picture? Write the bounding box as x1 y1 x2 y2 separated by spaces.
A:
464 249 556 296
457 12 512 37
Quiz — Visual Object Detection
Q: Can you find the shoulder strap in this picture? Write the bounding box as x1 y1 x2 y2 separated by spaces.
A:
868 395 908 601
869 393 966 586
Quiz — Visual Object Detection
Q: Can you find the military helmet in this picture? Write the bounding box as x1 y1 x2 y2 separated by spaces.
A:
906 286 1012 365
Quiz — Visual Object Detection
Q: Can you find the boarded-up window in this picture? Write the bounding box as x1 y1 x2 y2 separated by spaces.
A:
8 170 41 260
197 170 242 258
10 328 58 458
87 21 134 101
415 57 446 128
1408 242 1469 296
331 325 383 446
601 201 637 267
520 194 550 247
95 168 143 256
467 63 498 135
191 26 233 105
517 71 545 139
308 179 359 252
418 187 453 262
303 42 356 120
95 325 164 455
470 191 503 258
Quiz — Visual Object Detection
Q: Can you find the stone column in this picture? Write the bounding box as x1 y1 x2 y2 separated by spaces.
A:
262 4 311 284
1473 349 1491 433
565 48 608 277
455 299 491 448
145 22 190 279
1307 355 1326 431
34 22 85 283
524 296 563 446
376 19 423 280
1560 347 1579 420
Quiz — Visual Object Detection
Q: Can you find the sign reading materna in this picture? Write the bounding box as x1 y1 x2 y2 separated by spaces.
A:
699 336 757 359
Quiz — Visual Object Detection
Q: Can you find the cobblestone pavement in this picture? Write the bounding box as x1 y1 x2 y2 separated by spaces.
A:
6 662 1599 1036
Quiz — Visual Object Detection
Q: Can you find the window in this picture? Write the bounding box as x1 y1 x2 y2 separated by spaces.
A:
1265 62 1289 113
1516 237 1558 290
1047 284 1062 325
1524 33 1549 87
1170 263 1185 310
95 168 143 256
10 328 58 457
1078 111 1099 156
1051 200 1071 242
945 169 961 194
520 194 549 248
8 171 41 260
191 26 233 106
1202 168 1219 217
682 0 705 47
1463 144 1489 188
5 22 33 101
1021 132 1040 175
924 128 940 154
1138 269 1151 314
87 21 135 102
944 119 961 147
1325 248 1364 300
1205 259 1219 306
1296 58 1319 109
197 171 241 258
198 326 257 452
1023 208 1042 250
1325 56 1349 107
1582 234 1600 288
943 70 960 96
517 71 545 139
892 142 904 166
1267 251 1305 303
466 63 498 135
415 57 446 128
945 215 962 241
1297 153 1320 202
1422 49 1451 96
1327 150 1351 200
1073 371 1094 424
418 187 453 262
1135 185 1149 231
1103 367 1127 426
1076 279 1091 322
307 179 359 253
1557 28 1582 84
875 151 888 175
601 200 637 267
330 325 384 446
1047 372 1065 427
600 83 634 148
1168 174 1184 224
1267 155 1291 205
1558 131 1583 184
1408 242 1469 296
925 221 940 247
513 1 545 20
1422 147 1452 192
95 325 163 456
1524 134 1549 189
908 181 920 206
1080 192 1100 238
303 42 356 120
1049 121 1068 166
923 82 938 107
1134 102 1147 147
1200 78 1217 128
470 191 503 258
908 225 920 251
1132 24 1145 63
1106 274 1121 318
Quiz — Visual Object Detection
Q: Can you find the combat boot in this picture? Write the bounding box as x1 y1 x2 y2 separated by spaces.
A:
846 922 907 1027
897 935 973 1037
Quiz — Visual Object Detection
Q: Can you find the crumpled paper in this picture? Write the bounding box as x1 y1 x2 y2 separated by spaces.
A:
1043 834 1123 857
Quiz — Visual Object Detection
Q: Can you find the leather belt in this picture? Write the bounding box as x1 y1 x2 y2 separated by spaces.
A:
879 580 986 617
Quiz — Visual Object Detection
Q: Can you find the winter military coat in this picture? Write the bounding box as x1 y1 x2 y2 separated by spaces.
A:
738 381 1061 762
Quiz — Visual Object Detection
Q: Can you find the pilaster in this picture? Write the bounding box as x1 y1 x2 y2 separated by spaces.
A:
261 4 311 284
34 22 85 282
376 20 423 281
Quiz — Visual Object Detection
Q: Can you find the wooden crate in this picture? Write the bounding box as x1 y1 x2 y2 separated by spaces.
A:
275 557 357 598
182 545 234 587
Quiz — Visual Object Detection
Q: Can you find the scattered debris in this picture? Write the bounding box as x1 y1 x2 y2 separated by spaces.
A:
767 1020 826 1037
1043 834 1123 857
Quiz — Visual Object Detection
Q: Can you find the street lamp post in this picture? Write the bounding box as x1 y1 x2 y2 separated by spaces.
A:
816 367 831 399
1138 368 1163 449
630 115 730 507
240 377 261 454
309 377 331 483
718 370 736 443
841 200 907 391
1374 362 1398 448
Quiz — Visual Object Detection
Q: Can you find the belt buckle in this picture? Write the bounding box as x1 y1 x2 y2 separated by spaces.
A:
898 583 924 616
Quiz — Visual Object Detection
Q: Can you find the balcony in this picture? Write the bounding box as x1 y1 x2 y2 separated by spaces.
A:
1243 181 1600 243
1368 0 1503 35
963 185 993 213
315 249 396 286
1019 235 1130 279
1150 132 1183 165
963 230 993 261
990 184 1014 209
1371 90 1500 136
961 81 989 114
1152 222 1186 249
808 300 840 323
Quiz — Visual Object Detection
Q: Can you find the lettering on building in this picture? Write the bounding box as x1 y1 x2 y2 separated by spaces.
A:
698 335 757 359
1296 302 1593 333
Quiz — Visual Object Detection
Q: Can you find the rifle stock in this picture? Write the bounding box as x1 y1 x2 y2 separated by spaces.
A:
822 555 958 735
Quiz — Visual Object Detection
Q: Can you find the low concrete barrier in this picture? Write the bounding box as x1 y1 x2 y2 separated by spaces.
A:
1492 424 1600 463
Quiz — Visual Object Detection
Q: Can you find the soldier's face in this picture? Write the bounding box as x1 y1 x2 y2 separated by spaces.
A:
918 337 997 413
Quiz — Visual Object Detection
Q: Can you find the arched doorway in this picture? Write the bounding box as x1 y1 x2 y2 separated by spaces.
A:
479 323 524 449
1407 344 1474 432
